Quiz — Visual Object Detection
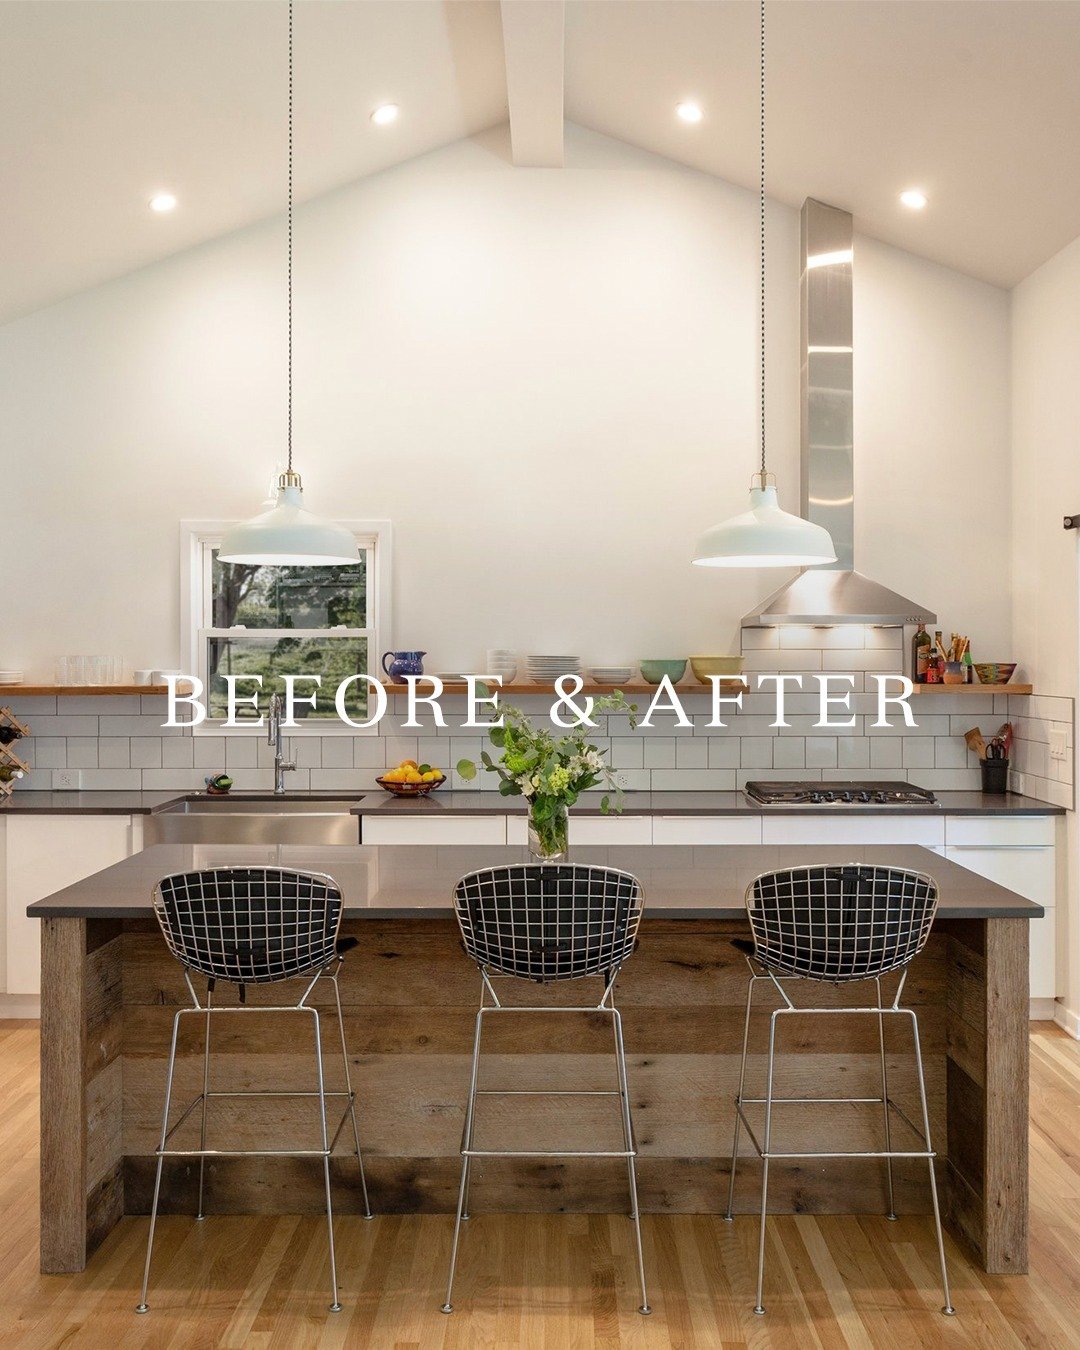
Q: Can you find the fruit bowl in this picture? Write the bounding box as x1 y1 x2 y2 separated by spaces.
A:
973 662 1018 685
376 773 446 796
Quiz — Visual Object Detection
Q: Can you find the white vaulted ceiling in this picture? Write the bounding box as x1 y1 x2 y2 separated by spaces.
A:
3 0 1080 322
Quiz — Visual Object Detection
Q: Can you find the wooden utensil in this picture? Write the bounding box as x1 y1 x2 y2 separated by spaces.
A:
964 726 988 760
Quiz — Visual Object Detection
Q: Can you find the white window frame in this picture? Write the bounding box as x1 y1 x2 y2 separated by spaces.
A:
180 519 393 735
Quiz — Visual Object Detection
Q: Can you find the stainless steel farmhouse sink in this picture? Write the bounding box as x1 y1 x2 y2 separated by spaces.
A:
145 795 362 846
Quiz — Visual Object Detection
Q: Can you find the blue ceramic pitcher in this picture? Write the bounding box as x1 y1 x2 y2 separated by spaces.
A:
382 650 426 684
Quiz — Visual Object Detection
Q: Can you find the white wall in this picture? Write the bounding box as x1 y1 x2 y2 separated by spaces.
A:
1012 232 1080 1026
1 123 1011 679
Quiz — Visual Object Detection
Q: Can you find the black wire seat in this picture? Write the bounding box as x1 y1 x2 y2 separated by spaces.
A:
726 862 954 1318
454 863 642 982
442 862 650 1316
744 863 938 982
136 866 371 1317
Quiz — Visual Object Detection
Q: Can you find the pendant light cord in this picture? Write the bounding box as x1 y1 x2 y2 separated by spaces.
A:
758 0 767 486
287 0 294 478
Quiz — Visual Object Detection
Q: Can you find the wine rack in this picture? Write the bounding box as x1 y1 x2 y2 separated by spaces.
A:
0 707 30 800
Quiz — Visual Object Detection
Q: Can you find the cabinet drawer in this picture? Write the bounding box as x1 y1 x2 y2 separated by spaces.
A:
362 816 506 846
760 816 945 847
945 816 1056 848
507 816 651 846
652 817 762 846
571 816 653 846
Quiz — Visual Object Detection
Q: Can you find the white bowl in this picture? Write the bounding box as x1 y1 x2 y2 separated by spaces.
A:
0 670 24 684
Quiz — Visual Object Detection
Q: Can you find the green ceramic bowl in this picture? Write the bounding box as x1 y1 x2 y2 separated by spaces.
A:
639 659 687 685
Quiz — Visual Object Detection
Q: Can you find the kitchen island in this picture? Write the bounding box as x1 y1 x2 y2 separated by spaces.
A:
30 842 1038 1281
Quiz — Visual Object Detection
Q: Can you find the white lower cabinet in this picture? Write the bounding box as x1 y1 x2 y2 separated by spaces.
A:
363 815 507 846
2 814 142 998
939 816 1057 1011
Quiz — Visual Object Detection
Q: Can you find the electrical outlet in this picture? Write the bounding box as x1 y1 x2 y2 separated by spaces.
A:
1050 729 1069 762
53 769 82 789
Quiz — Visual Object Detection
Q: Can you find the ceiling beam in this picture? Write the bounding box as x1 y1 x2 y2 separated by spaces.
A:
500 1 565 167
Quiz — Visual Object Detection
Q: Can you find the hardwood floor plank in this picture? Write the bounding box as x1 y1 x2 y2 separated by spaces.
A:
0 1022 1077 1347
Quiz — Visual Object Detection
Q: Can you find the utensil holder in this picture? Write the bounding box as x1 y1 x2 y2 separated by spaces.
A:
981 757 1009 795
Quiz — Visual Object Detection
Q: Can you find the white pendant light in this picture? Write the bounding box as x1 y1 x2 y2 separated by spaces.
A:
692 0 836 570
219 1 358 568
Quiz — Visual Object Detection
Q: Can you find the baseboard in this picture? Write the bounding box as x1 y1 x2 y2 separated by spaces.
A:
1030 998 1058 1021
0 994 40 1020
1053 1002 1080 1039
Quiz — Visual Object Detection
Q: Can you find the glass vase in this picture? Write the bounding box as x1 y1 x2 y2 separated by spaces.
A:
528 805 569 861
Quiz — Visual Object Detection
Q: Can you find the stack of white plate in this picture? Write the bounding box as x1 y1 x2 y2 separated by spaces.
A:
589 665 635 685
0 670 24 685
526 654 582 682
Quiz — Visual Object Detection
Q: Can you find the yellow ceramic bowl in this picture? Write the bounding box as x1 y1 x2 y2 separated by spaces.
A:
689 655 745 684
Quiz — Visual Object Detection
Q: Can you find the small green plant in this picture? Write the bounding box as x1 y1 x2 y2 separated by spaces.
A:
457 691 637 856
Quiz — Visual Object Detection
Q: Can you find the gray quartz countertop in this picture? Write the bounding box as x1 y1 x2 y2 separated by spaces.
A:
349 789 1065 817
26 841 1044 920
0 787 1066 817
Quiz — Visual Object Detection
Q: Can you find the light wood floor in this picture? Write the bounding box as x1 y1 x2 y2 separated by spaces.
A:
1 1020 1078 1348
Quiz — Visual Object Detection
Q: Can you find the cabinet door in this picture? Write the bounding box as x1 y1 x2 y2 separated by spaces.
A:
652 817 762 846
362 816 507 846
4 815 138 996
760 816 945 847
944 845 1056 1002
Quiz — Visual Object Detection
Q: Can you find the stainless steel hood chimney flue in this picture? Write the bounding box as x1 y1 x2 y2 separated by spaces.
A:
742 199 935 627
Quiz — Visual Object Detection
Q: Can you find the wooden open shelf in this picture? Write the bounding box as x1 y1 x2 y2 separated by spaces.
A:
911 683 1031 695
381 678 749 697
0 684 190 697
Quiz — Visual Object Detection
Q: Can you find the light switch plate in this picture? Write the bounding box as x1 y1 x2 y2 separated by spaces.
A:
53 769 82 789
1050 729 1069 761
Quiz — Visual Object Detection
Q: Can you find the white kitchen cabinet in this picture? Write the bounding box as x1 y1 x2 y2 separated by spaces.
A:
362 815 507 846
2 814 142 998
760 816 945 847
652 816 762 846
939 817 1057 1011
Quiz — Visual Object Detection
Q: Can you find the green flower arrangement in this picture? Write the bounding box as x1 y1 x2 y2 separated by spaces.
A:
456 692 637 858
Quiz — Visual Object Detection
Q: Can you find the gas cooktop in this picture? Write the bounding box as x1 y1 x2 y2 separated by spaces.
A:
745 780 939 808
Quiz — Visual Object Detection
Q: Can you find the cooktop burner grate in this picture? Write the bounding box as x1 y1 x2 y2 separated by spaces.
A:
745 780 939 807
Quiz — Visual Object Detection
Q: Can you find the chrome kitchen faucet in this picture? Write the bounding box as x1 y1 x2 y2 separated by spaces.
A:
267 693 297 795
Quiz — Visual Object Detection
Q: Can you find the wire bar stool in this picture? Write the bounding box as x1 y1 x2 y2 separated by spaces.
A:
442 863 650 1316
724 864 954 1318
136 866 372 1315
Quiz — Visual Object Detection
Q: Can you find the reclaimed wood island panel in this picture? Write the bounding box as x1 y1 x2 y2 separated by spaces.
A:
29 842 1037 1278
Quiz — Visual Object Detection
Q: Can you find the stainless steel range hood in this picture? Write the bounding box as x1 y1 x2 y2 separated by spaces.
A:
743 199 935 628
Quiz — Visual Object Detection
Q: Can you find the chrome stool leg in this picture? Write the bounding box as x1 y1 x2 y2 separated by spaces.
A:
196 987 213 1221
136 1008 185 1313
330 970 372 1220
309 1007 342 1314
725 972 757 1222
613 1006 650 1315
753 1007 780 1317
442 1004 485 1314
907 1008 955 1316
875 977 897 1221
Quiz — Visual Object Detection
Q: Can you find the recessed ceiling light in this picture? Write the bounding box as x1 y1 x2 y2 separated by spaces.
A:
675 101 704 124
900 189 927 210
370 104 400 126
148 192 177 213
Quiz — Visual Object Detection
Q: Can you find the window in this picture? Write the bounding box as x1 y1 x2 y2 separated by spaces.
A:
181 521 392 731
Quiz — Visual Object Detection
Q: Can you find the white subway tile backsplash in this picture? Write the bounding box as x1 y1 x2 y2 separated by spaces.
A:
34 737 67 768
870 739 902 768
805 737 838 769
837 738 870 769
161 738 194 769
65 739 99 769
643 740 676 769
773 738 805 769
741 651 823 673
98 737 131 769
130 739 162 769
674 739 707 769
14 685 1070 804
740 628 779 650
820 649 903 673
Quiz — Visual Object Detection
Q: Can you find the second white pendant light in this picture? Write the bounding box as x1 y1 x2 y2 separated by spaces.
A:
692 0 836 570
219 0 358 568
